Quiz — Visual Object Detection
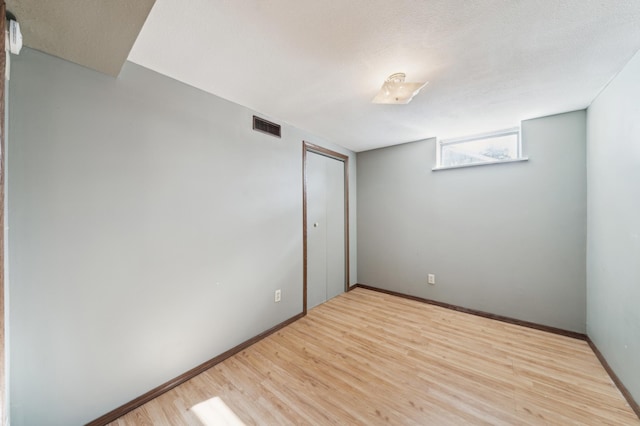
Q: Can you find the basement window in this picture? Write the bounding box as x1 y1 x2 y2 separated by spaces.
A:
433 128 528 170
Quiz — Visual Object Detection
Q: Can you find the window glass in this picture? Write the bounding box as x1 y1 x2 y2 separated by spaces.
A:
439 130 520 168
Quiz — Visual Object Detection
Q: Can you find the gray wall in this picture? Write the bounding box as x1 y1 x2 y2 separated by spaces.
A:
3 81 10 426
7 49 356 425
586 49 640 403
357 110 586 332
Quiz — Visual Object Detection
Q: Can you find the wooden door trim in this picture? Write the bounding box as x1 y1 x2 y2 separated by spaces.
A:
1 2 7 424
302 141 349 315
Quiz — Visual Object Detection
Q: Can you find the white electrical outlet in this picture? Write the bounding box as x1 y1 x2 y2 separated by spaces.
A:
274 289 282 302
428 274 436 285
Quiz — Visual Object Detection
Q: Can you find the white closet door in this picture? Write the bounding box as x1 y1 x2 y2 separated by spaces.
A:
306 152 345 309
324 155 345 301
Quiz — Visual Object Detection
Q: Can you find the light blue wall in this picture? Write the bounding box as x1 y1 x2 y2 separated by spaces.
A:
587 49 640 403
357 111 587 333
7 48 356 425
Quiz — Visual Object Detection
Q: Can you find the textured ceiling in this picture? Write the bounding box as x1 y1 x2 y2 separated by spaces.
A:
7 0 154 76
128 0 640 152
10 1 640 152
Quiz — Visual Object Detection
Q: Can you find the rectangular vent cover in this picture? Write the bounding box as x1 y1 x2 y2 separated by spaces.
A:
253 115 281 138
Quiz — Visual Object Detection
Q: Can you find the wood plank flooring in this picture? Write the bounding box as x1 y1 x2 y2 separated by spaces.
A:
109 288 639 425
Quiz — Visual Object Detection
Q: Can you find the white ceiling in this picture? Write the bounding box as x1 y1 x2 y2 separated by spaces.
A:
7 0 154 76
129 0 640 152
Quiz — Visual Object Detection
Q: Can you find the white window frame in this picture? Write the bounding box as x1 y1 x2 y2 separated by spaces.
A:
433 127 528 171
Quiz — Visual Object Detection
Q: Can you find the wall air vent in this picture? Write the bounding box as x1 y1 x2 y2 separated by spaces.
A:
253 115 281 138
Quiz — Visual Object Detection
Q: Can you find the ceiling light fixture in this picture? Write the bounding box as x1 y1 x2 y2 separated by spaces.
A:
372 72 428 104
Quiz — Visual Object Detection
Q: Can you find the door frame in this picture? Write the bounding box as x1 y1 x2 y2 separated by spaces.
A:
1 2 7 423
302 141 349 315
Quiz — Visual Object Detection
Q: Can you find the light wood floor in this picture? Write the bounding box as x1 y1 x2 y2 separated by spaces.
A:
110 288 639 425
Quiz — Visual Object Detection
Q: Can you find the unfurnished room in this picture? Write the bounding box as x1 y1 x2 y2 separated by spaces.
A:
0 1 639 425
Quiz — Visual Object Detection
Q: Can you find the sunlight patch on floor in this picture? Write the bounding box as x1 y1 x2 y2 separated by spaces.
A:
190 396 246 426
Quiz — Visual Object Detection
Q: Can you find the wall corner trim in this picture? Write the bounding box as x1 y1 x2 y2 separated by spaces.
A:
353 283 639 420
85 311 305 426
352 284 586 339
587 338 640 419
